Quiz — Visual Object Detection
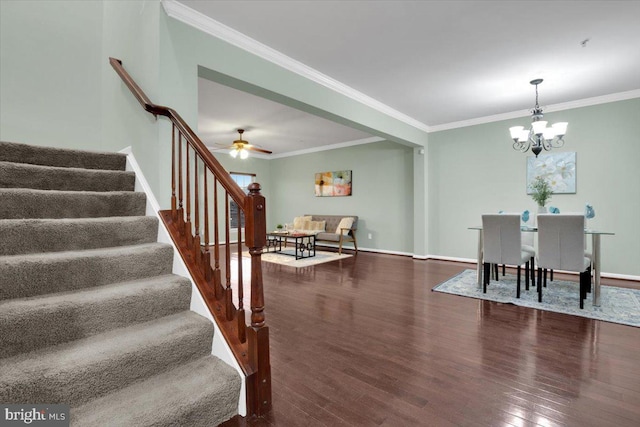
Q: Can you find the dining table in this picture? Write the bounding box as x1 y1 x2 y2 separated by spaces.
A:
469 225 614 306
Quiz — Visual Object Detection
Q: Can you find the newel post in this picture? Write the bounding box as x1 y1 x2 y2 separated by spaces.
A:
243 182 272 416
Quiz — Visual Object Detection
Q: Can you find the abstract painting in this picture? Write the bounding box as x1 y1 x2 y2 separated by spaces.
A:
315 170 352 197
527 152 576 194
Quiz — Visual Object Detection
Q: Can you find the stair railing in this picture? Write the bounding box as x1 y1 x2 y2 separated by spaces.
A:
110 58 271 417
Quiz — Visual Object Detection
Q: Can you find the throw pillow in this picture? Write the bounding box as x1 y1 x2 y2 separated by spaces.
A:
335 217 354 235
293 215 312 230
309 220 326 231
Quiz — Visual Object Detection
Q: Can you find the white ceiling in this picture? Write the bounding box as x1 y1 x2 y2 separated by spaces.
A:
180 0 640 156
198 78 377 157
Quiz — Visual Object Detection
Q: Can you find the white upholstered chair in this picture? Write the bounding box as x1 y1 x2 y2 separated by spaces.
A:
482 214 533 298
536 214 591 309
521 229 536 289
495 213 536 289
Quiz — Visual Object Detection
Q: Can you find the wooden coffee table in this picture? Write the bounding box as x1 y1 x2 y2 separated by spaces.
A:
265 232 316 260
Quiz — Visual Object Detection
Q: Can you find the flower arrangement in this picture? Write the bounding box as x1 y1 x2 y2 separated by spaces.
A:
529 176 553 207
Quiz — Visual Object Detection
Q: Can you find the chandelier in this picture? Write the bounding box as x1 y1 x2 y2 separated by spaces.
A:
509 79 568 157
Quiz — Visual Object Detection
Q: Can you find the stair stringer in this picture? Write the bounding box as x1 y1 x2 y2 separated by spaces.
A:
119 146 246 416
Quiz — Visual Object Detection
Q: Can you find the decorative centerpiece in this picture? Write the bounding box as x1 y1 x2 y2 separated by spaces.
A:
529 177 553 213
521 209 530 225
585 203 595 220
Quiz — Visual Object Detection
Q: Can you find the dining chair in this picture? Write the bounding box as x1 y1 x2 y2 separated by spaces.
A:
521 229 536 289
494 213 535 288
482 214 533 298
494 220 536 288
536 214 592 309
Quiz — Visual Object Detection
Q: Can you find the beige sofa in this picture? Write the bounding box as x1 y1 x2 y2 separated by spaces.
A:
287 214 358 254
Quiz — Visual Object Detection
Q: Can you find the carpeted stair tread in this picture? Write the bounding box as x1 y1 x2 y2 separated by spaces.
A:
0 243 174 300
0 188 146 219
0 142 240 422
0 311 214 407
72 355 241 427
0 141 126 170
0 216 158 256
0 161 135 192
0 274 192 359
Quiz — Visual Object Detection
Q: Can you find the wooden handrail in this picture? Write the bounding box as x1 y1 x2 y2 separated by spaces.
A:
109 57 246 205
110 57 271 417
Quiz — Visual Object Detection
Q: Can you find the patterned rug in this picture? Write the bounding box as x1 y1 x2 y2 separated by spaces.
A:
433 269 640 327
244 250 352 268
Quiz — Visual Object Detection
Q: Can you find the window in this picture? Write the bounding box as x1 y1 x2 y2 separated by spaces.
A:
229 172 255 229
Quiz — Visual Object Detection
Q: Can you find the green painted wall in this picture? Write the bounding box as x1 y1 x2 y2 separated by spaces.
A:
101 0 163 200
0 0 103 149
429 98 640 276
267 141 414 253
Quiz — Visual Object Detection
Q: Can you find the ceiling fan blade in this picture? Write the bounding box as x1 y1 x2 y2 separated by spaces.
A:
245 145 272 154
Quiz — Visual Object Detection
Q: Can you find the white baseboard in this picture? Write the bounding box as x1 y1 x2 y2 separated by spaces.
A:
314 242 413 257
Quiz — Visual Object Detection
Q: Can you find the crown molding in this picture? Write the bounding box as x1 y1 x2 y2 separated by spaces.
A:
269 137 385 159
162 0 430 133
163 1 639 138
429 89 640 133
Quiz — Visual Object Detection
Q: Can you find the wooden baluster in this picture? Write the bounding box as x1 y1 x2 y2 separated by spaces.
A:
177 133 184 233
237 208 246 344
213 177 222 299
193 154 201 264
171 124 177 221
225 192 234 321
203 169 212 281
185 143 192 247
110 58 271 417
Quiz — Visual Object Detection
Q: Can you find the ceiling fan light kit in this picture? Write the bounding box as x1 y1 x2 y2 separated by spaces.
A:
510 79 568 157
226 129 272 159
229 147 249 159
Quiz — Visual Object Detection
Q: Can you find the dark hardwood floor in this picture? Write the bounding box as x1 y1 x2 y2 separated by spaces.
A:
221 250 640 427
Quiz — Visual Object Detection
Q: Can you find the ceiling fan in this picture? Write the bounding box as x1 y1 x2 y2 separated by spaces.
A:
223 129 272 159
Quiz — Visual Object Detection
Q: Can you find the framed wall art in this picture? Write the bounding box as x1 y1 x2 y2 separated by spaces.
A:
526 152 576 194
314 170 352 197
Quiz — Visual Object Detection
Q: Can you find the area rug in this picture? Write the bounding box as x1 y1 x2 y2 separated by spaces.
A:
433 269 640 327
243 250 352 268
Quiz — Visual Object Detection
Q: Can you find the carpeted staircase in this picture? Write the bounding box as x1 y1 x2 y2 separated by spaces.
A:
0 141 241 426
